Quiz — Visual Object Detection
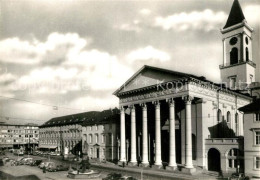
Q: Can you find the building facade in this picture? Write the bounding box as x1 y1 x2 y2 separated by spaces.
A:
39 113 85 155
81 109 119 162
39 109 120 162
239 99 260 178
113 0 256 175
0 123 39 150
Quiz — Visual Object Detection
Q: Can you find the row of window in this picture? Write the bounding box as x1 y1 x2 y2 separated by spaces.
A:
39 132 80 138
87 124 113 131
84 134 112 145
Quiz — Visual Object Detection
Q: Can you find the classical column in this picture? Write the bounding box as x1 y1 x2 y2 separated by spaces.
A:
183 96 194 168
130 105 137 165
141 103 149 166
120 106 126 163
168 98 177 169
153 100 162 167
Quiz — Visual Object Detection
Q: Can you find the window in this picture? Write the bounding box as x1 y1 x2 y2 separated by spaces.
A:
255 131 260 145
250 75 253 83
230 47 238 65
235 113 239 135
246 47 249 61
217 109 222 122
228 149 241 168
89 134 93 143
255 157 260 169
255 113 260 121
95 134 99 143
230 77 236 89
227 111 231 123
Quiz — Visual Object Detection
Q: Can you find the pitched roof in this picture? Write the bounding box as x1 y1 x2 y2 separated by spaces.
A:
113 65 251 100
113 65 207 95
238 98 260 113
40 108 120 127
223 0 245 29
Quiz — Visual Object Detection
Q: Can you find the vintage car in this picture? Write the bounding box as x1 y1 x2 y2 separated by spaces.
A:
47 163 69 172
30 159 43 166
38 161 53 169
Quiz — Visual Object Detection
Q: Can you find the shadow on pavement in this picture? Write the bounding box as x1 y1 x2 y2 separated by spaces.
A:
0 171 40 180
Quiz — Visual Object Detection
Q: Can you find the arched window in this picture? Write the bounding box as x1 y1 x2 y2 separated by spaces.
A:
230 48 238 65
217 109 222 122
246 47 249 61
228 148 243 169
227 111 231 123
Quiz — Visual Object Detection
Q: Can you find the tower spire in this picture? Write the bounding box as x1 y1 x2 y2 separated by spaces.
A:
223 0 245 29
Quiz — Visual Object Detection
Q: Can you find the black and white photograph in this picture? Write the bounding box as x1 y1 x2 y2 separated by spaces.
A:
0 0 260 179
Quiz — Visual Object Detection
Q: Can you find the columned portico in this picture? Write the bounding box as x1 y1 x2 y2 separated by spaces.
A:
153 100 162 168
129 105 137 165
141 103 149 166
166 98 177 170
183 96 194 169
119 106 126 164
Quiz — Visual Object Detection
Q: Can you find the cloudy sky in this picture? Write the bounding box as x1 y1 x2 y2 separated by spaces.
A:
0 0 260 125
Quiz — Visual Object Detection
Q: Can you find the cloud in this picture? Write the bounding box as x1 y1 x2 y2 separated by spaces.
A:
1 32 134 95
69 95 118 112
117 23 141 33
139 9 151 15
127 46 170 63
66 49 134 91
244 5 260 25
0 32 88 65
154 9 226 31
0 73 17 84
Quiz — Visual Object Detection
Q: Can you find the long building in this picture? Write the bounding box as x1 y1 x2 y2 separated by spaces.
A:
39 108 120 161
0 123 39 151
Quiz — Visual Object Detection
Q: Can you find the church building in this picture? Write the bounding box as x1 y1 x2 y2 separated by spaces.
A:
113 0 257 175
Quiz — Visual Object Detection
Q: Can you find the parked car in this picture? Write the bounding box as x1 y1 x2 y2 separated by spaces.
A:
30 159 42 166
13 149 24 156
102 173 122 180
0 150 5 155
9 149 15 153
229 173 249 180
14 157 25 165
38 161 53 169
47 163 69 172
119 176 137 180
22 157 33 165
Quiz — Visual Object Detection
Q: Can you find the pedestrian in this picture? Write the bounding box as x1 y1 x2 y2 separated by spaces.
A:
122 162 125 168
43 166 46 174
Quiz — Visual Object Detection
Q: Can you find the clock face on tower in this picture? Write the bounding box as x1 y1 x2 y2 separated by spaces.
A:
229 37 238 45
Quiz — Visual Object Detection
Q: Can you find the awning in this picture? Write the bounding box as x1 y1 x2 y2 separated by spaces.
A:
38 145 57 149
0 144 13 148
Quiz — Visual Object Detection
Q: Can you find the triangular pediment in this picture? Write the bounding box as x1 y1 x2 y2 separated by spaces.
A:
114 65 191 95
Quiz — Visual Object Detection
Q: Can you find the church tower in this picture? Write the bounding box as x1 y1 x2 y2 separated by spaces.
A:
220 0 256 90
